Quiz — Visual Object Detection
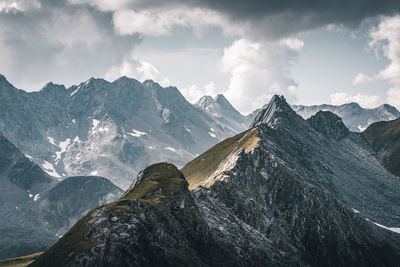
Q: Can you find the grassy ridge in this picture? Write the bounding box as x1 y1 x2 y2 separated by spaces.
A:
182 128 260 189
0 252 43 267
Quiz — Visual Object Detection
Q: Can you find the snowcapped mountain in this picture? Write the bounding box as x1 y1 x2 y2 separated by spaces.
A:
0 74 240 189
33 95 400 267
292 102 400 132
195 94 251 133
0 134 122 259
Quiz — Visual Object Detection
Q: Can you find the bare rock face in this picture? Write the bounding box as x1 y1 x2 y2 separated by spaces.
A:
33 95 400 266
363 117 400 177
307 111 350 140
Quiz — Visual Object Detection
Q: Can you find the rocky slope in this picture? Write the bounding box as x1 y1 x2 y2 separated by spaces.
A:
195 94 251 133
363 117 400 177
292 102 400 132
33 95 400 266
0 135 122 259
0 74 241 189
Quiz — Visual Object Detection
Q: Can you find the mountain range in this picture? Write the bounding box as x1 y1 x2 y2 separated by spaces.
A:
0 74 244 189
1 72 400 263
32 95 400 266
1 74 399 190
0 134 122 260
292 102 400 132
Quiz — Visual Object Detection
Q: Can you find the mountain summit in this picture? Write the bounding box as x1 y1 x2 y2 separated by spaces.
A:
250 95 303 129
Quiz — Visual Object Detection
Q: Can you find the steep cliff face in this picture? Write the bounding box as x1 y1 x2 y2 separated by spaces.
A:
363 117 400 177
32 96 400 266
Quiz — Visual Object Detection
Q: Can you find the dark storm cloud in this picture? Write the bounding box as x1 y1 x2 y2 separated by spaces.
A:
115 0 400 37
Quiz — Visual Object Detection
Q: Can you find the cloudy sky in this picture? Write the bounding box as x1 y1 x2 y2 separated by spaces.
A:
1 0 400 114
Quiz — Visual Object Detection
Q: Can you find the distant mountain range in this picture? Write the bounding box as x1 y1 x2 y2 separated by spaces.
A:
32 95 400 267
0 134 122 260
0 73 399 189
292 102 400 132
0 74 243 189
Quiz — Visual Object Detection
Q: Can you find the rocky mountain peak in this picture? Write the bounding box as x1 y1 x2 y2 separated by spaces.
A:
378 103 400 115
40 82 67 95
214 94 229 106
0 73 17 94
123 162 188 200
0 73 9 84
345 102 362 110
196 95 214 108
250 95 298 128
307 111 350 140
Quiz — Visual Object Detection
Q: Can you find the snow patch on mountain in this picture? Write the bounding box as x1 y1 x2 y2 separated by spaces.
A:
42 161 60 178
55 138 71 162
126 129 147 137
165 147 176 152
34 193 40 201
208 132 217 138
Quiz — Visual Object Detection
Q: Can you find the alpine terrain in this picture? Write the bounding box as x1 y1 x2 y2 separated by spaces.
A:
0 74 241 189
32 95 400 266
292 102 400 132
363 117 400 177
0 134 122 260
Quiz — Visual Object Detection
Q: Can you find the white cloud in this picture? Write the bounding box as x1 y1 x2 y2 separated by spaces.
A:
330 92 383 108
220 38 302 114
280 38 304 52
180 81 219 103
352 73 374 85
353 15 400 108
105 52 170 86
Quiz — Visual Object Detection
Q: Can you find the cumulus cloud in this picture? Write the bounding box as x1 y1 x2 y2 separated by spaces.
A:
352 73 374 85
105 52 170 86
330 92 383 108
220 38 302 114
352 15 400 108
180 81 219 103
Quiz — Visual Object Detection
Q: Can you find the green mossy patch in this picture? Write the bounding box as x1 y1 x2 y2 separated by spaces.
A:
122 163 187 201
